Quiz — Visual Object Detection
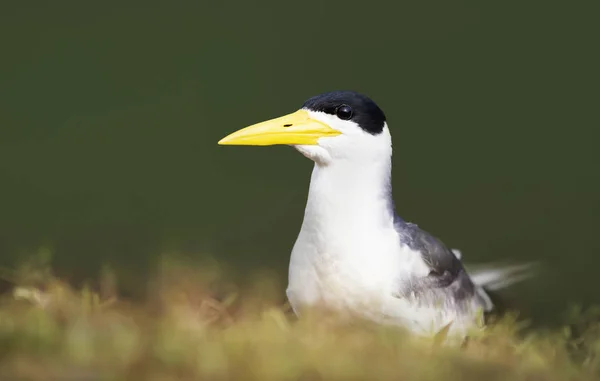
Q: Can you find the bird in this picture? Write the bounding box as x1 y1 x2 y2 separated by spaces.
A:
218 90 533 341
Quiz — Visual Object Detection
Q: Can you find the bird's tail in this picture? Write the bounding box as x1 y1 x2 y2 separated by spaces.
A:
467 262 538 291
451 249 538 313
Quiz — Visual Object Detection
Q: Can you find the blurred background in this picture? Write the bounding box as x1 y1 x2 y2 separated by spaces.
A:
0 2 597 325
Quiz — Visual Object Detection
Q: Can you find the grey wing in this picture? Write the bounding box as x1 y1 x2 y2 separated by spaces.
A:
394 219 483 306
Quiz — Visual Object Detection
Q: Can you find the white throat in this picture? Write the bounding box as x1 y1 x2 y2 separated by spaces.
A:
297 122 396 238
302 154 395 237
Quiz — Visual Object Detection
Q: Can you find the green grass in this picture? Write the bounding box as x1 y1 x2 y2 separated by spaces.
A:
1 256 600 381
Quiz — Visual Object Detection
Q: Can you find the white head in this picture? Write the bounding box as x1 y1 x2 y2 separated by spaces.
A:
218 91 392 167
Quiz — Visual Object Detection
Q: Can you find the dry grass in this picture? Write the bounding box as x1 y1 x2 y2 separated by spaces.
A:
1 255 599 381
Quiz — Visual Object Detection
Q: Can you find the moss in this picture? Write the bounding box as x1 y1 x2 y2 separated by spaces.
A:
0 258 599 381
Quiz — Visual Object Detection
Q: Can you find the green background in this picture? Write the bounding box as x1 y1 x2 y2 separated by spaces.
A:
1 1 598 324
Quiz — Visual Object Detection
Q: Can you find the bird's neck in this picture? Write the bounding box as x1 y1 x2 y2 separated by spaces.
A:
302 156 396 234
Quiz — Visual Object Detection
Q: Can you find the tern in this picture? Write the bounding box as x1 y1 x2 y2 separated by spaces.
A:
218 91 532 340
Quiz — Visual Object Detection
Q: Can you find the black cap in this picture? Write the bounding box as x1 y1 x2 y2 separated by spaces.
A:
301 91 387 135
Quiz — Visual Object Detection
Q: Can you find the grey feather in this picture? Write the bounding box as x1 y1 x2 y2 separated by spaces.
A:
392 219 481 310
395 219 467 286
391 218 536 315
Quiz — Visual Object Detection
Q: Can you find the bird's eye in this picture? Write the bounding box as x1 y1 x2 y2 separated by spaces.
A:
335 105 353 120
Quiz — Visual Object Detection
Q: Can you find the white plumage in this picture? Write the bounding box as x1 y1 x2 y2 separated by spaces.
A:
219 91 534 341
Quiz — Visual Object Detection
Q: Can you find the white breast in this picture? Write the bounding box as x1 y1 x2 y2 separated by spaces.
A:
285 157 484 339
287 224 465 335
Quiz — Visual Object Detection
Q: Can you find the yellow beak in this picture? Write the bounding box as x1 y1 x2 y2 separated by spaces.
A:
218 110 341 146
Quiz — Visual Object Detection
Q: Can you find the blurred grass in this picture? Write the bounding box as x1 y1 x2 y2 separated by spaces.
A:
1 253 600 381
